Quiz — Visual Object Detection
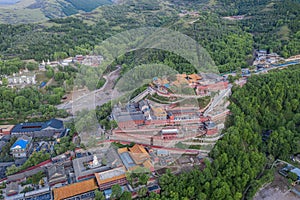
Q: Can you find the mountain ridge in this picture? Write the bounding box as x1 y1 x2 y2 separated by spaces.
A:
0 0 114 24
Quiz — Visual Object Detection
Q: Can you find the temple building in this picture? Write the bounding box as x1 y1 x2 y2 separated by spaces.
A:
94 166 127 190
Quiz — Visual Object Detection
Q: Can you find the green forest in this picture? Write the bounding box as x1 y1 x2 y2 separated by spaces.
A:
138 66 300 200
0 86 68 123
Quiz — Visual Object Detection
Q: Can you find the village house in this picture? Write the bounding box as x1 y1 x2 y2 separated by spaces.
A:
47 164 68 186
0 125 14 135
10 135 33 158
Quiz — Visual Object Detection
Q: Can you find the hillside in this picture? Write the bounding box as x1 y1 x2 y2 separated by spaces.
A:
0 0 113 24
0 0 299 73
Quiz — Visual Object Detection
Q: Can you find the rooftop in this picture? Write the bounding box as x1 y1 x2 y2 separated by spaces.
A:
129 144 148 154
116 112 145 122
72 148 122 180
11 119 63 133
6 182 19 196
151 107 167 116
95 166 126 185
53 178 98 200
157 149 169 155
129 144 151 165
204 121 216 129
7 167 45 182
10 135 32 150
0 125 15 133
188 74 202 81
119 152 137 170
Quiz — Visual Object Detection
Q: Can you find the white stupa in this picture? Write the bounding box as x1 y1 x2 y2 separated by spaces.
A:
93 155 99 167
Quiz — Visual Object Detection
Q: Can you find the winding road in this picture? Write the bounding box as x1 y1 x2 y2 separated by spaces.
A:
57 66 122 113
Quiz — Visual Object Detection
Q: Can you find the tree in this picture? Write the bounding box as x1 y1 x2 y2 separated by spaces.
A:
138 187 147 197
138 173 149 186
46 68 54 78
288 172 298 181
6 164 19 176
26 62 38 71
111 184 122 199
53 52 68 61
120 191 132 200
95 190 105 200
2 78 8 86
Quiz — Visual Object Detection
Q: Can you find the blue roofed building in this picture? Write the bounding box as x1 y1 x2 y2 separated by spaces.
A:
10 135 33 158
119 152 137 170
11 119 65 138
291 167 300 180
148 184 161 194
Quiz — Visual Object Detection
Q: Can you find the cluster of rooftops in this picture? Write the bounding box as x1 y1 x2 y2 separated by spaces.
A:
53 144 155 200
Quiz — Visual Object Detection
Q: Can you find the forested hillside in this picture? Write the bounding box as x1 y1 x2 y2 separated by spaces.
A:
141 66 300 200
218 0 300 57
0 0 113 24
0 0 299 73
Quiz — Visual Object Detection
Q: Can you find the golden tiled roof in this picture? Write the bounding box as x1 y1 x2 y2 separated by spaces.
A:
129 144 148 154
143 160 154 170
53 179 98 200
188 74 202 81
117 147 128 154
129 144 150 165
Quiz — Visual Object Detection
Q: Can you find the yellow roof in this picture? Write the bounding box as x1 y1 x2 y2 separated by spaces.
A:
53 179 98 200
118 147 128 154
129 144 151 165
188 74 202 80
129 144 148 154
151 107 167 116
143 160 153 170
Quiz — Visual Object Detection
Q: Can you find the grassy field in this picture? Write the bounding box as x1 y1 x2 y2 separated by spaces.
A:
0 0 36 8
0 7 47 24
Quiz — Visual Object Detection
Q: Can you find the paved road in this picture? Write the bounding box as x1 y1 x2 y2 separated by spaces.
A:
203 85 232 116
57 66 122 113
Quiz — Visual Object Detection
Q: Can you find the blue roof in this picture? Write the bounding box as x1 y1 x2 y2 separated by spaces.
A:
120 152 136 170
11 139 29 149
164 84 170 88
148 185 160 192
157 149 169 155
291 168 300 178
11 119 63 133
104 187 124 198
40 82 47 88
